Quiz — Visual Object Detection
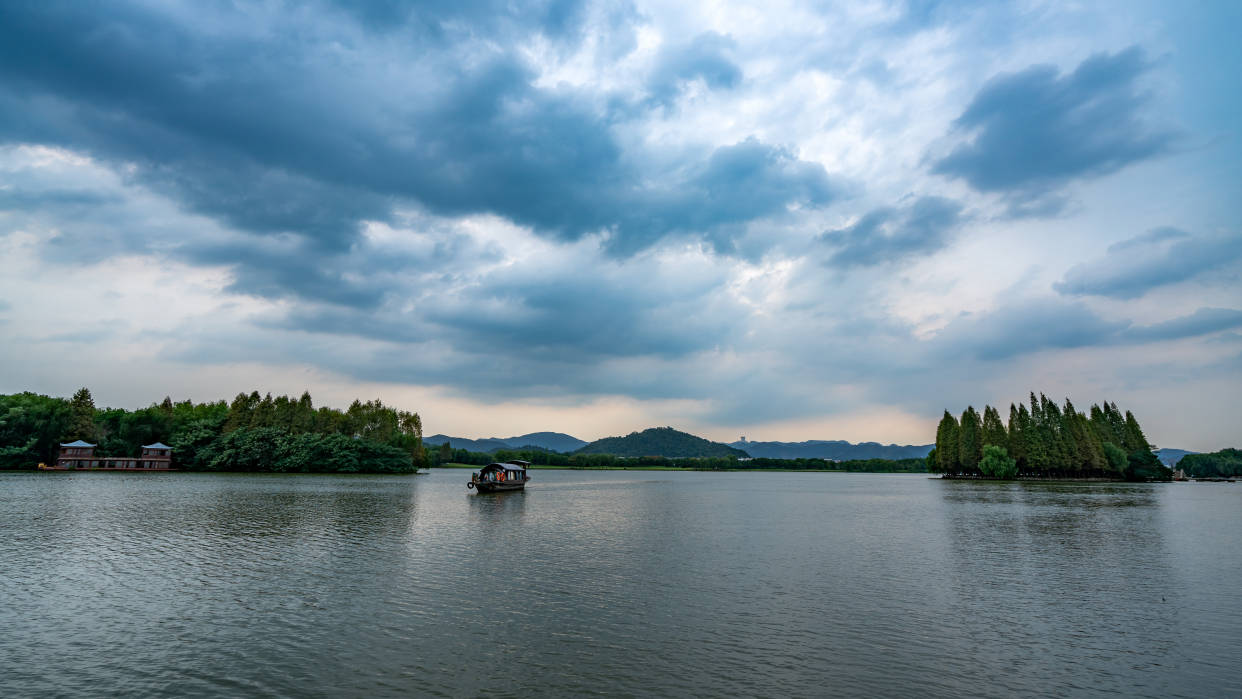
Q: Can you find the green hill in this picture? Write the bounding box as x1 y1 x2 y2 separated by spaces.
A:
1178 448 1242 477
575 427 750 458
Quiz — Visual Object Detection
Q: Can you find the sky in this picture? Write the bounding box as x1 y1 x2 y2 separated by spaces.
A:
0 1 1239 451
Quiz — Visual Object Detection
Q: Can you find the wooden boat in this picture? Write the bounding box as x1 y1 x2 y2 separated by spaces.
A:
468 460 530 493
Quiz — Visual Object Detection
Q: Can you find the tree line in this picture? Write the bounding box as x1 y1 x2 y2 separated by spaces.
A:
429 444 927 472
1178 449 1242 478
929 392 1169 481
0 388 425 473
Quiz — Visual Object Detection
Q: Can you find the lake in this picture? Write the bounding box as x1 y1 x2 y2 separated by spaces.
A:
2 469 1239 697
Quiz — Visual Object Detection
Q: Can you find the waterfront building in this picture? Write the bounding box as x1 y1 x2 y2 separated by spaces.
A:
53 440 173 470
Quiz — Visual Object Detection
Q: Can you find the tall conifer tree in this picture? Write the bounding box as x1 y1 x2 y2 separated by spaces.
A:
936 411 960 474
1007 403 1028 469
1040 394 1069 471
1123 411 1153 453
1106 402 1128 448
982 405 1007 449
293 391 315 434
1027 394 1050 474
68 387 98 443
959 406 983 474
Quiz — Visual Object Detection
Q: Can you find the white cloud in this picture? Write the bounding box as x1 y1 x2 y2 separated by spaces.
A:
0 1 1239 450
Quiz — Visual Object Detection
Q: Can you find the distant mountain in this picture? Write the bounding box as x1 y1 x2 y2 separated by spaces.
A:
505 432 588 453
575 427 749 458
729 439 933 461
424 435 514 453
424 431 586 454
1155 448 1196 467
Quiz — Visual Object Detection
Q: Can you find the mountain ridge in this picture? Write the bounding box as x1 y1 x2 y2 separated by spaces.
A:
575 427 749 458
427 431 1198 465
1154 448 1196 466
730 439 933 461
424 431 587 454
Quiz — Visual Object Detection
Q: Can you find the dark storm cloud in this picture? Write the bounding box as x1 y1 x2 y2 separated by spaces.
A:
272 246 740 365
931 47 1177 215
935 299 1242 361
935 298 1126 361
647 32 742 107
0 0 833 289
607 138 839 255
1123 308 1242 342
430 271 733 359
1055 228 1242 299
0 187 121 211
819 196 963 267
322 0 591 40
187 239 392 309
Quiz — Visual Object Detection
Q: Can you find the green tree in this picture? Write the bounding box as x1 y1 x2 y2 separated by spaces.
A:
1124 411 1153 453
1179 449 1242 478
981 405 1007 449
272 395 294 431
1039 395 1070 472
1026 393 1049 474
1125 448 1171 481
1105 402 1128 449
958 406 982 474
935 411 959 474
68 387 98 443
1061 400 1105 474
0 393 72 467
170 418 223 469
1102 442 1128 474
1007 403 1028 470
979 444 1018 479
293 391 315 434
223 391 259 432
252 393 276 428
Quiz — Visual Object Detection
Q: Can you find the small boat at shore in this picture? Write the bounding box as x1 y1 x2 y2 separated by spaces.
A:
468 460 530 493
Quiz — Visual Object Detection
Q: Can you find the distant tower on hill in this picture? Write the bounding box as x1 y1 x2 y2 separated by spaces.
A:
739 436 747 443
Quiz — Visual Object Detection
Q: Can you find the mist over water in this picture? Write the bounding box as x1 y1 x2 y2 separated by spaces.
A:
2 470 1238 697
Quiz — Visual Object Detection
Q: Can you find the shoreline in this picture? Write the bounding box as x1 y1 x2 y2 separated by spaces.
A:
434 463 920 473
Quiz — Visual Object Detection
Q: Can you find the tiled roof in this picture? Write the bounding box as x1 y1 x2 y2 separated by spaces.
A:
60 440 97 447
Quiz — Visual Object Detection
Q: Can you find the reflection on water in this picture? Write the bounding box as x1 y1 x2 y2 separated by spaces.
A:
1 471 1239 698
936 481 1184 697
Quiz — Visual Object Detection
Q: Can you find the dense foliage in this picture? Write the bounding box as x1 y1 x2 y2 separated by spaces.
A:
978 444 1018 479
931 393 1170 481
194 428 413 473
0 389 423 473
1178 449 1242 478
0 392 73 468
574 427 751 458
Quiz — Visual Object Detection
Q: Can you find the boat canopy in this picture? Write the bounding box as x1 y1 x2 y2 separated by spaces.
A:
481 462 527 472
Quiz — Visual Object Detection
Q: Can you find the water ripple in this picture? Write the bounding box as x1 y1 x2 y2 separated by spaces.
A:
1 472 1239 697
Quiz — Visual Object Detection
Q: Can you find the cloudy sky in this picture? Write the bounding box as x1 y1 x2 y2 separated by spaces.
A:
1 1 1239 450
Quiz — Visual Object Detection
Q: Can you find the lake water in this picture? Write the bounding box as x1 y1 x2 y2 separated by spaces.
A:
2 469 1239 697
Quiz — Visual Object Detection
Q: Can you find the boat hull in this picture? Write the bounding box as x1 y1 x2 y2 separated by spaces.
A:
471 481 526 493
